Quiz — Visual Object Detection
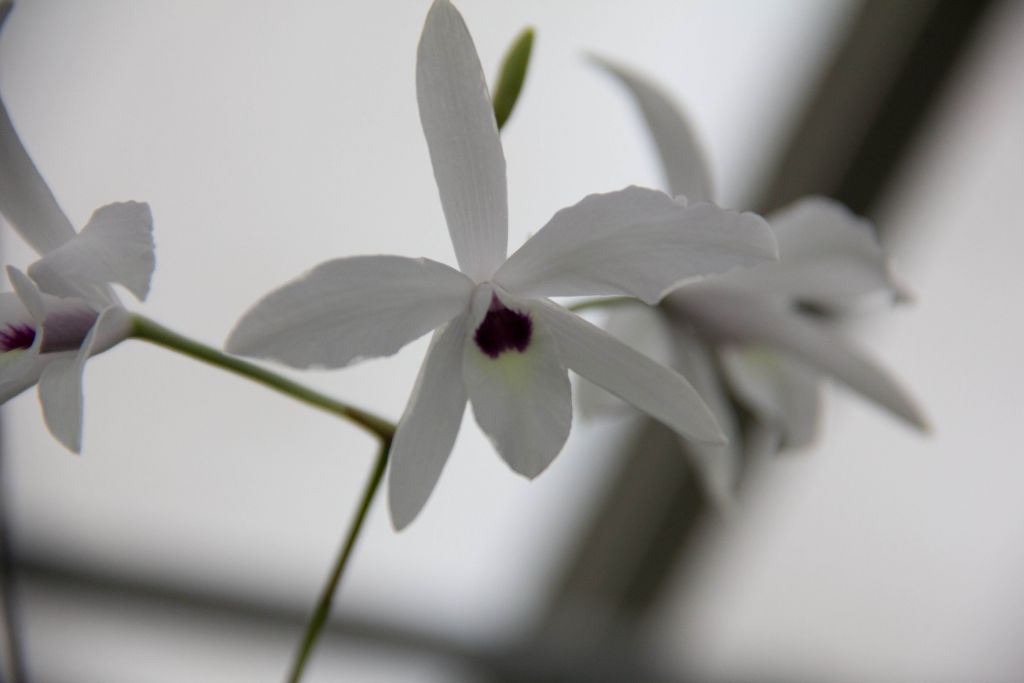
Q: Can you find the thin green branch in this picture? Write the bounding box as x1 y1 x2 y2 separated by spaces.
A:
129 315 396 442
285 439 390 683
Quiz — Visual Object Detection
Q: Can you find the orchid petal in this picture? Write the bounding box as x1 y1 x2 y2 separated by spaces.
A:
722 198 903 306
720 345 821 449
670 321 740 507
0 4 76 255
463 289 571 478
0 290 34 336
12 264 102 355
28 202 155 305
535 299 725 445
417 0 508 280
37 355 81 451
495 186 776 304
7 265 46 322
0 349 50 403
670 285 928 430
36 305 120 453
0 268 46 393
0 279 45 399
389 315 468 530
226 256 472 369
591 56 713 202
576 303 674 418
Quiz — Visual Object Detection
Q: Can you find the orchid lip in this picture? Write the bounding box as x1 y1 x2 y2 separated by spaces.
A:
473 293 532 358
40 306 99 353
0 322 35 352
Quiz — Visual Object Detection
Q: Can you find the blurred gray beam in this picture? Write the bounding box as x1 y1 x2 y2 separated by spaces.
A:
0 431 24 683
531 0 998 658
16 554 689 683
759 0 995 217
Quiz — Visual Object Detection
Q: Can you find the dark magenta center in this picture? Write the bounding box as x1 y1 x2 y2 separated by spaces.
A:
474 294 532 359
0 323 36 352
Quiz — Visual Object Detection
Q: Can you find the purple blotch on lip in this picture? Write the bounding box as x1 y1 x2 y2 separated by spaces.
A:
474 294 532 359
0 323 36 352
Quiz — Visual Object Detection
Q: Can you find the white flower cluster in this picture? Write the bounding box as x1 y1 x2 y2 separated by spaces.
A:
0 0 924 529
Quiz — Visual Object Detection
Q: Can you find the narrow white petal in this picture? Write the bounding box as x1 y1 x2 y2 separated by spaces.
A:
417 0 508 280
534 299 724 445
591 56 713 202
37 355 83 452
576 303 674 418
28 202 155 305
463 289 571 478
227 256 473 369
7 265 46 322
36 305 120 453
389 315 468 530
495 186 776 304
671 285 928 430
722 197 903 306
720 345 821 449
0 4 76 255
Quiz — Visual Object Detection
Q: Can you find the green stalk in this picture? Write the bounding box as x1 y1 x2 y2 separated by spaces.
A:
285 440 390 683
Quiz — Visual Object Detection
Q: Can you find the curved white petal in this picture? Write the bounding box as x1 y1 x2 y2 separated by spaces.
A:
463 288 571 478
28 202 155 305
417 0 508 280
0 4 76 255
37 354 81 451
720 345 821 449
591 56 713 202
721 197 903 306
495 186 776 304
534 299 724 445
36 305 121 453
389 315 468 530
226 256 473 369
670 285 928 430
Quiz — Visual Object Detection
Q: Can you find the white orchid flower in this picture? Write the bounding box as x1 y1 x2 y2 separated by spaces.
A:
227 0 777 529
0 1 155 452
592 58 928 504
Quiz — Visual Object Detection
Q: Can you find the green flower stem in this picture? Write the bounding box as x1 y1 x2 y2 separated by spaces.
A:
568 296 636 314
286 439 390 683
129 315 396 442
